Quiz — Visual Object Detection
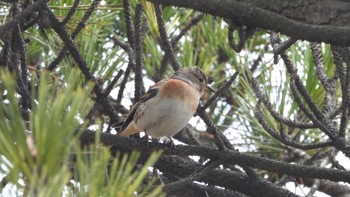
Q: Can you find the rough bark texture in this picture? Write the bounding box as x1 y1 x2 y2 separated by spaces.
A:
248 0 350 26
148 0 350 46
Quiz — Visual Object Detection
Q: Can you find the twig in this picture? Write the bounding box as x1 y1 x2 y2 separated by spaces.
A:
310 43 328 87
330 46 350 137
16 25 31 120
273 37 297 54
282 53 326 122
201 71 239 111
40 6 121 126
255 100 332 149
164 160 220 192
270 33 338 140
48 0 101 71
133 4 145 101
154 53 170 82
0 175 8 189
252 78 316 129
0 0 46 40
61 0 81 25
44 5 95 81
203 46 265 111
289 73 336 140
331 45 345 88
7 23 32 121
327 150 346 170
0 37 10 66
254 100 280 139
171 13 204 45
111 36 129 51
154 4 180 71
196 106 234 150
306 179 320 197
117 64 132 104
155 14 204 81
310 42 338 114
110 36 136 104
228 22 245 52
123 0 135 48
103 69 124 96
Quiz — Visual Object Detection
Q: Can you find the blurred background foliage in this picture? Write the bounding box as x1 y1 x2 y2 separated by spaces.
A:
0 0 338 195
0 69 163 196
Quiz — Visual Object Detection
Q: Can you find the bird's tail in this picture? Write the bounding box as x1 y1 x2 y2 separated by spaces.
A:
118 121 141 136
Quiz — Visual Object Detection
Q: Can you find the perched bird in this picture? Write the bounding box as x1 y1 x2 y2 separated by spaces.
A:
118 67 213 139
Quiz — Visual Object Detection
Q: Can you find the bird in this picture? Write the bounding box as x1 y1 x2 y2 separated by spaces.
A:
118 66 213 140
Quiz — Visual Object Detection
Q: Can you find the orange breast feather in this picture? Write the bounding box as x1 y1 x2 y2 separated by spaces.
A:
160 79 199 111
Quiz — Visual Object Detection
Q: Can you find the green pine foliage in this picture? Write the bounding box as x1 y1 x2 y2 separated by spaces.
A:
0 70 164 196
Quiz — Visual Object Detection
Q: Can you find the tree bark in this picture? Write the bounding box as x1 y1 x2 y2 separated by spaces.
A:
147 0 350 46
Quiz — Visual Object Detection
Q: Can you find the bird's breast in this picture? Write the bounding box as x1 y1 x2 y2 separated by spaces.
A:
134 79 201 138
159 79 200 111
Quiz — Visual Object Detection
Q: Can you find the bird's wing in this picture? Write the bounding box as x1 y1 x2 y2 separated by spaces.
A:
119 82 160 131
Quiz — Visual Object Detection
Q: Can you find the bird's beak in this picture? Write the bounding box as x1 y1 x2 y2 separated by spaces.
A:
207 85 215 93
206 76 215 92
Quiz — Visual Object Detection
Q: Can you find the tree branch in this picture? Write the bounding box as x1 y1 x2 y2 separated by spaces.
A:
146 0 350 46
0 0 46 40
80 131 350 184
154 4 181 71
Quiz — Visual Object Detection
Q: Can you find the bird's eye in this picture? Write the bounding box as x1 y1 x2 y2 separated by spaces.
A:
198 77 204 82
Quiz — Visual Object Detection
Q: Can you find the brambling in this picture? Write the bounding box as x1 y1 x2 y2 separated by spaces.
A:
118 67 213 140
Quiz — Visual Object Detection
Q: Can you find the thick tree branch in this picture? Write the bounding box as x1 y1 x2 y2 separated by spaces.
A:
157 155 298 197
0 0 46 40
147 0 350 46
80 131 350 184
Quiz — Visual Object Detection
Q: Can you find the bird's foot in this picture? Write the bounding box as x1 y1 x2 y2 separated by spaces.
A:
164 137 175 149
141 133 152 148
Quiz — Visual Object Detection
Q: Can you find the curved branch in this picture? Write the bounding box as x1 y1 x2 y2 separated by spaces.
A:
80 131 350 184
251 78 317 129
255 100 333 150
147 0 350 46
